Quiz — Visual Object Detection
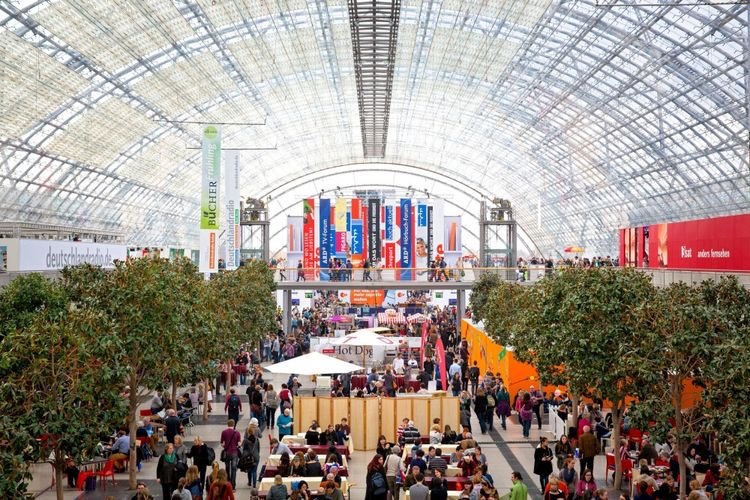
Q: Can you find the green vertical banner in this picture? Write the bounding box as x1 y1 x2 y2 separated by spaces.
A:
199 125 221 273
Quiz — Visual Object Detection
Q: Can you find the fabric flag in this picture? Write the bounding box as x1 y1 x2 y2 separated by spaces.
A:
319 198 331 280
436 336 447 391
420 321 428 368
303 198 315 278
224 150 240 270
199 125 221 273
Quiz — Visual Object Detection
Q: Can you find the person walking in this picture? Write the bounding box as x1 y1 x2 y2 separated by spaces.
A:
519 393 534 438
220 419 241 489
474 387 489 434
495 383 511 430
224 388 242 426
156 443 178 500
578 425 599 476
365 454 388 500
383 446 403 500
264 384 279 430
534 437 554 490
530 385 545 430
240 422 260 488
509 471 528 500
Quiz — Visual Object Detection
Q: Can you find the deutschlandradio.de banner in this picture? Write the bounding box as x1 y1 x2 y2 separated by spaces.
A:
200 125 221 273
224 150 240 270
18 239 127 271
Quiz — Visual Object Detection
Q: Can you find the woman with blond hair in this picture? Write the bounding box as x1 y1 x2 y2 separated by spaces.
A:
185 465 202 499
204 462 220 492
430 424 443 444
187 436 211 493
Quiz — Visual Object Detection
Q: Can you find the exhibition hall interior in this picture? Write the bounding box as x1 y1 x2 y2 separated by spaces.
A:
1 1 749 499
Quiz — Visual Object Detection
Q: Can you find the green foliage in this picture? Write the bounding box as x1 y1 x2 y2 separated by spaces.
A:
0 307 127 499
469 272 504 323
701 277 750 498
0 273 67 342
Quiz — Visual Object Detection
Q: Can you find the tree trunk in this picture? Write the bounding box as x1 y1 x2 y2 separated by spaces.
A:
128 371 139 489
54 456 64 500
203 378 209 422
571 393 579 436
673 378 687 500
171 379 178 410
612 401 623 490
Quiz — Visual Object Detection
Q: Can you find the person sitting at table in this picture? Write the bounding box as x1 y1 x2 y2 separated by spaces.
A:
450 444 464 464
320 424 338 446
326 444 343 464
634 480 655 500
319 476 345 500
267 475 288 500
291 452 307 476
305 421 321 445
636 462 658 491
458 481 473 499
639 438 659 464
305 450 323 477
278 452 291 477
110 430 132 472
428 447 447 474
324 466 343 487
151 394 164 415
441 425 457 445
400 421 421 446
429 424 443 444
269 438 292 457
277 408 294 440
410 448 428 473
333 424 347 445
702 463 720 488
479 476 499 500
459 454 479 477
430 469 449 500
403 464 422 490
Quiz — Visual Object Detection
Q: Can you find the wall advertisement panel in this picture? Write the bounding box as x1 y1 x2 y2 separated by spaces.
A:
16 239 127 271
224 150 240 270
199 125 221 273
443 215 462 275
621 213 750 271
335 198 348 255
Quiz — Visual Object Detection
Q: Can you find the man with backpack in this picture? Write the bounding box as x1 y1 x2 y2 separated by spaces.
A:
225 388 242 427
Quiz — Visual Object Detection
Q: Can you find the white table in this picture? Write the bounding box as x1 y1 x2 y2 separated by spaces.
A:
266 454 348 468
281 433 307 445
445 466 462 477
405 489 460 499
259 476 349 493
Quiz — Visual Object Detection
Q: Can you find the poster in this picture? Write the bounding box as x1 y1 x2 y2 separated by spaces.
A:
224 150 240 270
303 198 315 279
443 215 463 277
335 198 347 255
199 125 221 273
287 216 304 279
16 239 127 271
0 245 6 271
415 202 429 281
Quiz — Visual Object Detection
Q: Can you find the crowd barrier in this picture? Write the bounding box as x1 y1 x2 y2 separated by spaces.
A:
293 395 460 451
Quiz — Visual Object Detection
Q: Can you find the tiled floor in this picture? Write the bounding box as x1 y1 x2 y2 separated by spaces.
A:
33 371 612 499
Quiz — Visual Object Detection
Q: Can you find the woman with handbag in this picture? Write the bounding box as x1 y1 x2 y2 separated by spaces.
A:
495 383 511 430
534 437 554 490
157 443 179 500
240 423 260 488
555 435 573 470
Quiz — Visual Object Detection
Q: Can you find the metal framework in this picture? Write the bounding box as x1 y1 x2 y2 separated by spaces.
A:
0 1 747 257
348 0 402 157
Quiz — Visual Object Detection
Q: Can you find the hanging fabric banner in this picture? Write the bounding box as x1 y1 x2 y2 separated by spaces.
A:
435 336 447 391
199 125 221 273
420 321 428 368
400 198 412 280
303 198 315 279
319 198 331 280
224 150 240 270
368 198 381 264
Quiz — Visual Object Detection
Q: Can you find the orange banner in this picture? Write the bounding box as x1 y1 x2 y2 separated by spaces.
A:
350 289 385 306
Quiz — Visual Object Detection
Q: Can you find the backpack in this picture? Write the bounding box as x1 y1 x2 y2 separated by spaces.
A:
487 394 496 407
521 404 533 421
206 446 216 464
266 392 279 409
371 471 387 495
228 394 240 411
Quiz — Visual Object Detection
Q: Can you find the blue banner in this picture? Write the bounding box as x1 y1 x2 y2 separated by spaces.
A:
319 198 330 280
400 198 412 280
385 205 394 240
417 203 427 227
351 220 363 255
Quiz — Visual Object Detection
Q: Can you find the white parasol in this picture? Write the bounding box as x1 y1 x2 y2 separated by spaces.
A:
330 328 398 346
264 352 364 375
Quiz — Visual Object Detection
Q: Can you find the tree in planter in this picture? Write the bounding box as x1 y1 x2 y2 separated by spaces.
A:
0 308 127 500
701 277 750 497
469 272 504 323
552 267 655 490
0 273 68 342
483 275 594 434
66 256 207 489
629 281 722 499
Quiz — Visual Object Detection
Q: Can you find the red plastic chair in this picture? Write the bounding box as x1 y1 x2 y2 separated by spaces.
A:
76 470 95 491
628 429 643 450
139 409 152 417
606 453 616 483
95 459 116 490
